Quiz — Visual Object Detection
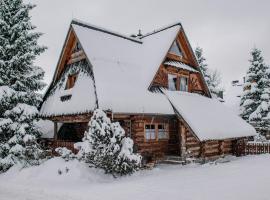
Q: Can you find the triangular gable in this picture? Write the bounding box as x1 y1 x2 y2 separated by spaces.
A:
148 27 212 97
40 24 99 117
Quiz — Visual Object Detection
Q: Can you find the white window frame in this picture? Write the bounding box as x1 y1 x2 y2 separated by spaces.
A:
157 124 168 140
168 74 177 91
180 76 188 92
145 124 156 140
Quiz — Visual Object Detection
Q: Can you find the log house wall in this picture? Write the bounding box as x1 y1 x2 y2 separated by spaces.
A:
151 64 205 94
130 115 179 159
47 113 239 161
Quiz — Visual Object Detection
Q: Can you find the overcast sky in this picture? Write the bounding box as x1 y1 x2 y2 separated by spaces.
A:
26 0 270 90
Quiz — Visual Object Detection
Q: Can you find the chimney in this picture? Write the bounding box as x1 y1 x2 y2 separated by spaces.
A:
137 29 143 37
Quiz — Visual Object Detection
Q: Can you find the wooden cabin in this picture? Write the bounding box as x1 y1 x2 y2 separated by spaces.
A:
39 19 256 161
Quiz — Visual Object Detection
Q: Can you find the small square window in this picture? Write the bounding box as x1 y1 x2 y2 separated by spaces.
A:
158 124 168 139
145 124 156 140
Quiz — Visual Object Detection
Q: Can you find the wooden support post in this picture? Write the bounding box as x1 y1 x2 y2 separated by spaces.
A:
179 122 186 158
54 122 58 140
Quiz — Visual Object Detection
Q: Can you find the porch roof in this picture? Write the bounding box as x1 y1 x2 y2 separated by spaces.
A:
163 90 257 141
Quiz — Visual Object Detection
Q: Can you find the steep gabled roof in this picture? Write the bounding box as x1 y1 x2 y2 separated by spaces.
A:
72 20 180 114
41 19 181 116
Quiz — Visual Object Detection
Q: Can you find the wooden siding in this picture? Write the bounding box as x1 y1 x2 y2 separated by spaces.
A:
130 115 179 160
45 113 241 162
151 64 205 94
149 29 210 96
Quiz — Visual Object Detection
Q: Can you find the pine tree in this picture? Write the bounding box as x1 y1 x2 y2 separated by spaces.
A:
76 109 141 176
240 48 270 135
195 46 223 99
0 0 46 172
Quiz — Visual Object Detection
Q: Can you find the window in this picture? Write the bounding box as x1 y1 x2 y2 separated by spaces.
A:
158 124 167 139
65 73 78 89
169 41 182 56
168 74 177 91
72 42 82 53
180 76 188 92
145 124 168 141
145 124 156 140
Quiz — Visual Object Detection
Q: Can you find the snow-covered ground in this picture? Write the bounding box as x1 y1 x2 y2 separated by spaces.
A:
1 155 270 200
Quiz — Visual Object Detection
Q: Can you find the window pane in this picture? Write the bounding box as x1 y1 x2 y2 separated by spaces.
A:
158 124 167 139
180 77 188 92
145 124 156 140
168 74 177 91
169 41 182 56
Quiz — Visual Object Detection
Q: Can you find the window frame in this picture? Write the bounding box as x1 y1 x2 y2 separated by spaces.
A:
167 73 189 92
169 40 183 57
157 123 168 140
144 123 169 142
179 76 189 92
168 74 178 91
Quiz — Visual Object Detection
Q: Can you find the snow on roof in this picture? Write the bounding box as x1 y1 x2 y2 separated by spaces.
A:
40 72 96 116
70 21 180 115
72 19 142 44
164 90 257 141
164 60 198 73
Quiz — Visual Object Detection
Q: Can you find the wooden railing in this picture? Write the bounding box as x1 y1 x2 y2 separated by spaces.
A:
234 142 270 156
51 140 78 154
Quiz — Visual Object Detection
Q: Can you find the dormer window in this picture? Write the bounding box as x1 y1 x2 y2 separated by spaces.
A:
65 73 78 89
168 74 177 91
169 41 182 57
72 42 82 53
168 74 189 92
180 76 188 92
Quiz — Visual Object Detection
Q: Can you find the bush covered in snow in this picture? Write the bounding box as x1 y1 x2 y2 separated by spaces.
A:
75 109 141 176
55 147 76 161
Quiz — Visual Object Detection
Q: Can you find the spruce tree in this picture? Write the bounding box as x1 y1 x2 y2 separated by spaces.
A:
0 0 46 172
77 109 141 176
195 46 223 99
240 48 270 135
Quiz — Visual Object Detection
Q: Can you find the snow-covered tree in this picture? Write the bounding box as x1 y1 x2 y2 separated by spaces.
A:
240 48 270 135
195 46 223 99
76 109 141 176
0 0 46 172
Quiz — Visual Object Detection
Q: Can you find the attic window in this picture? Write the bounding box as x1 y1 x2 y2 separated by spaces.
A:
65 73 78 89
169 41 182 57
168 74 177 91
180 76 188 92
72 42 82 53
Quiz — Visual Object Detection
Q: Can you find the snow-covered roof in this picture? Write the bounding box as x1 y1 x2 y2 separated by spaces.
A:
164 60 198 73
40 71 96 116
40 20 183 116
72 22 179 114
164 90 257 141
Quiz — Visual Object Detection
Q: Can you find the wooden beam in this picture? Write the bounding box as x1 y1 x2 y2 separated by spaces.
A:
54 122 58 140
